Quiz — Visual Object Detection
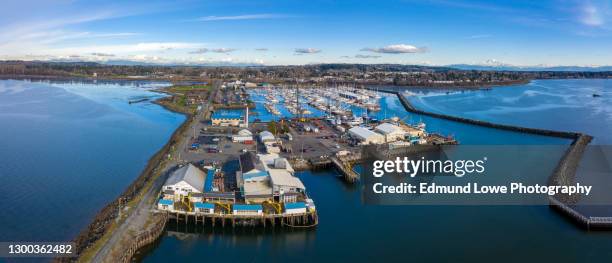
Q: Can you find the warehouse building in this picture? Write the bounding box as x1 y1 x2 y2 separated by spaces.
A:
162 164 207 197
348 126 385 145
375 123 408 142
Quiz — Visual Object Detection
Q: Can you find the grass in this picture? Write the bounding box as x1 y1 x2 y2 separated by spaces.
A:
169 85 211 92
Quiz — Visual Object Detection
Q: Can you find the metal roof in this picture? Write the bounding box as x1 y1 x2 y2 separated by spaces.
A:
284 202 306 209
375 123 404 135
212 110 243 119
204 169 215 192
348 126 383 140
259 131 275 141
243 170 269 180
164 164 206 193
233 204 263 211
158 199 173 206
194 202 215 209
268 169 305 189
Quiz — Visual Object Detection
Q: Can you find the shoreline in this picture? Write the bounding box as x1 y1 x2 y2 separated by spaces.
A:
59 77 603 260
64 86 195 261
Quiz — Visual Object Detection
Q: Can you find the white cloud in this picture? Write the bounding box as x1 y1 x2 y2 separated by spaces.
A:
579 2 605 26
194 14 289 22
361 44 428 54
355 54 380 58
211 48 237 53
295 48 321 54
189 48 209 54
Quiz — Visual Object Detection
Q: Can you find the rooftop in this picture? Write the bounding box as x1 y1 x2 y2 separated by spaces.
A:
164 164 206 193
158 199 173 206
234 204 263 211
285 202 306 209
348 126 384 140
375 123 404 135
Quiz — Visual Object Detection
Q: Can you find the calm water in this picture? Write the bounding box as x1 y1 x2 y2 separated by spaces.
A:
406 79 612 144
0 79 185 243
142 80 612 262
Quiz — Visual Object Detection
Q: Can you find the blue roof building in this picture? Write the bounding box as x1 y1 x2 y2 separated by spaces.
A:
284 202 306 210
233 204 263 215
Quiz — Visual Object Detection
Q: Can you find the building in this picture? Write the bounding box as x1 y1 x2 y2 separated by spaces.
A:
211 111 243 126
259 131 275 142
237 152 273 203
163 164 207 197
348 126 385 145
284 202 307 214
194 202 215 214
233 204 263 216
232 129 253 142
375 123 407 142
260 153 305 203
211 107 249 127
158 199 173 211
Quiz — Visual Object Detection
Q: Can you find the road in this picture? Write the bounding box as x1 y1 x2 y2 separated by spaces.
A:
90 81 220 262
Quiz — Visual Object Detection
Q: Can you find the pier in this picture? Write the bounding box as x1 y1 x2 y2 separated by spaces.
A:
164 210 318 228
330 156 359 183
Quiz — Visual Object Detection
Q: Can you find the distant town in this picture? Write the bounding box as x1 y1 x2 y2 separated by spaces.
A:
1 61 611 87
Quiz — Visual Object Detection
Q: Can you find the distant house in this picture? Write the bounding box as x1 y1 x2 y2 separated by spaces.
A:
163 164 207 197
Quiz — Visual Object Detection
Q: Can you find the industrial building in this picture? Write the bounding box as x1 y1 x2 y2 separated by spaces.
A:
162 164 207 196
348 126 385 145
375 123 408 142
211 106 249 127
232 129 253 142
237 152 308 204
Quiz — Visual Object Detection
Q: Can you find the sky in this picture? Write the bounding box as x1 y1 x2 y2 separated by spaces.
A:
0 0 611 66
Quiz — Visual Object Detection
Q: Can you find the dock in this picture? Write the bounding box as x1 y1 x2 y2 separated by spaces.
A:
164 210 318 228
331 156 359 183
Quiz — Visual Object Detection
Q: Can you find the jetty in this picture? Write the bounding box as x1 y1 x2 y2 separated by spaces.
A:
375 87 612 230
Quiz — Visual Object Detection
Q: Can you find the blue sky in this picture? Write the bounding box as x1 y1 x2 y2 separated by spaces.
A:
0 0 611 66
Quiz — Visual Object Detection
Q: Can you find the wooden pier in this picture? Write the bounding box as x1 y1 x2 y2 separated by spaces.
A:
331 156 359 183
164 211 319 228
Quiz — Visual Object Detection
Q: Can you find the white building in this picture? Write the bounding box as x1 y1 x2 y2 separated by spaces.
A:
194 202 215 214
284 202 307 214
233 204 263 216
348 126 385 145
375 123 407 142
163 164 207 197
157 199 173 211
259 131 275 142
